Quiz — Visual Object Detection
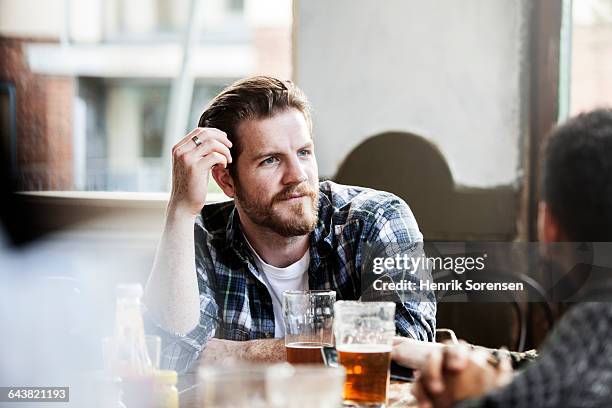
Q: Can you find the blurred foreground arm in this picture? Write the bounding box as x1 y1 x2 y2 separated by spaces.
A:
412 344 513 408
198 338 286 366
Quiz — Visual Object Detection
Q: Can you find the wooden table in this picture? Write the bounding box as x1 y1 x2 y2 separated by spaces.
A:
388 382 417 407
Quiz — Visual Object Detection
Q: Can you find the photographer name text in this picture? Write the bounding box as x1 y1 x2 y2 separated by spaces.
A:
373 279 524 292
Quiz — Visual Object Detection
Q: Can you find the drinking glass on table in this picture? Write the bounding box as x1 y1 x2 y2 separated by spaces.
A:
334 301 396 408
199 365 271 408
267 364 346 408
199 364 345 408
283 290 335 364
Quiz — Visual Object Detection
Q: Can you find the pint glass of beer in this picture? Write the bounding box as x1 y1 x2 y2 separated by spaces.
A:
283 290 335 364
334 301 396 407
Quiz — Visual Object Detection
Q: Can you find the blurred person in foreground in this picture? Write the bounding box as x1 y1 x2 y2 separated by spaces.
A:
393 108 612 408
144 76 436 373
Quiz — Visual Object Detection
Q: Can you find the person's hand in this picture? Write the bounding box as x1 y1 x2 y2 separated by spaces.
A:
169 128 232 217
413 344 513 408
392 336 444 369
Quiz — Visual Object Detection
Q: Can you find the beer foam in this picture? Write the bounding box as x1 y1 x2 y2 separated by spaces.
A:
287 342 324 348
336 344 392 353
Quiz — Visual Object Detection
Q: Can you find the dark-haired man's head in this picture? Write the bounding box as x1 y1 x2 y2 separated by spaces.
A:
539 108 612 243
199 76 319 237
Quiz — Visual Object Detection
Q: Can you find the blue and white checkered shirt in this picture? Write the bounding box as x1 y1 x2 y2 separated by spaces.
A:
148 181 436 373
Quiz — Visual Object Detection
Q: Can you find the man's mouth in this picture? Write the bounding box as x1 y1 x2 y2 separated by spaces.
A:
273 184 317 204
285 194 305 200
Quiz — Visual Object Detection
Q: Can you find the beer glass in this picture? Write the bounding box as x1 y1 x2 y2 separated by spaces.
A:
199 364 345 408
199 365 273 408
267 364 346 408
334 301 396 408
283 290 335 364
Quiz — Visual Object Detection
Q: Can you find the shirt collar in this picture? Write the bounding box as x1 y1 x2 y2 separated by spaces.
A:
309 189 334 257
225 208 251 264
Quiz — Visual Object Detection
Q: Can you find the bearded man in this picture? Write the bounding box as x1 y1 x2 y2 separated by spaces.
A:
144 76 435 373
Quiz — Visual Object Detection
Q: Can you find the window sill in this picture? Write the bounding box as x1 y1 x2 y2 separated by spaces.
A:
17 191 229 208
13 191 231 237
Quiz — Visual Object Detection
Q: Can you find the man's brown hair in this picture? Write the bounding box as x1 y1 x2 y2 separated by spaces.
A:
198 76 312 177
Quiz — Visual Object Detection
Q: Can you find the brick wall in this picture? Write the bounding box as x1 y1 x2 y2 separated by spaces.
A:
0 36 75 190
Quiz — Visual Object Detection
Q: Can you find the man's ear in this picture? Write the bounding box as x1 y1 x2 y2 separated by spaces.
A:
538 202 566 243
211 165 236 198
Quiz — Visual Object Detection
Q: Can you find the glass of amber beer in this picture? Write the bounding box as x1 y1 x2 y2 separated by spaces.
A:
283 290 335 364
334 301 396 408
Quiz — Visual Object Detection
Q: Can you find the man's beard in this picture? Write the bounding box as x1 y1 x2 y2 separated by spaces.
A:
235 181 319 237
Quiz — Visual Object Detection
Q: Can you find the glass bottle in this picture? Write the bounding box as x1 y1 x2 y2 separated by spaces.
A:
112 283 153 377
152 370 179 408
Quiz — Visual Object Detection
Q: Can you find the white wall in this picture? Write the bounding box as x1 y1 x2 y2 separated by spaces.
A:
0 0 63 37
245 0 292 27
0 0 103 42
295 0 528 187
70 0 103 43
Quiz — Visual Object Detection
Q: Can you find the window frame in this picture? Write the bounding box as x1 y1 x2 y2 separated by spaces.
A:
0 82 18 177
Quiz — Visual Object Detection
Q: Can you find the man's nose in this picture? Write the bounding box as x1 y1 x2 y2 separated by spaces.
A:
282 156 308 185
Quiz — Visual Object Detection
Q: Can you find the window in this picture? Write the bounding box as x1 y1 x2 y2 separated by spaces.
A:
104 0 249 43
77 79 232 192
228 0 245 13
6 0 292 193
0 82 17 174
568 0 612 115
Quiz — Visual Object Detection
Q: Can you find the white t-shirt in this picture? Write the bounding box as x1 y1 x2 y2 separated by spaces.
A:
245 239 309 338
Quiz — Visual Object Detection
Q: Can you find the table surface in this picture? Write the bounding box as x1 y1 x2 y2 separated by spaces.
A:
388 382 418 407
178 374 417 408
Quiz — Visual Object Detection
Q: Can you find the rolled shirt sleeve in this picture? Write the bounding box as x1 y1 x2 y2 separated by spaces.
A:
360 195 437 342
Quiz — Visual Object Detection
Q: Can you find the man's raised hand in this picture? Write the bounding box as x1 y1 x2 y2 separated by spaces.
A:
169 128 232 217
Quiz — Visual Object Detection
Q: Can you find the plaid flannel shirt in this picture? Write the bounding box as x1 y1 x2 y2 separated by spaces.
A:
148 181 436 373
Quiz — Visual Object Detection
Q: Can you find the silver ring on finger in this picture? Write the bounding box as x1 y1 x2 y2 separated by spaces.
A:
192 135 203 147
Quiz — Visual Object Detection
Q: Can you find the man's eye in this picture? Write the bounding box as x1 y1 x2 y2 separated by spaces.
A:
298 149 311 157
261 157 278 165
